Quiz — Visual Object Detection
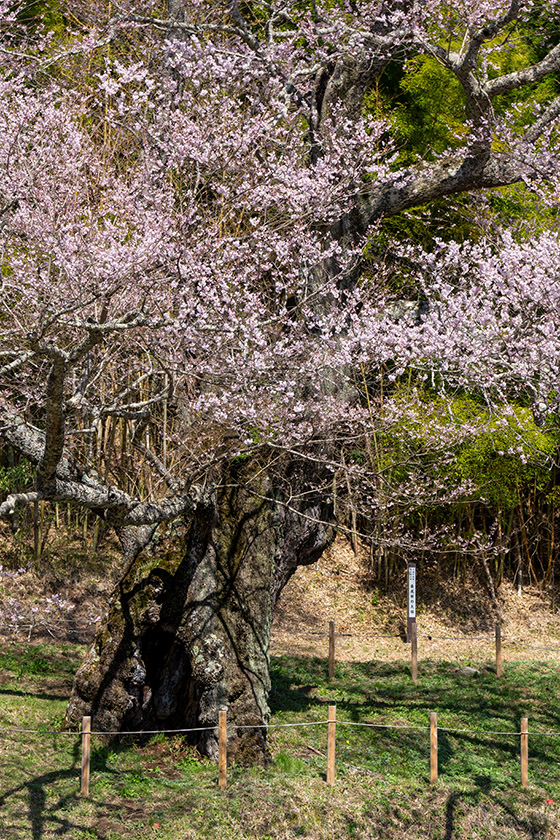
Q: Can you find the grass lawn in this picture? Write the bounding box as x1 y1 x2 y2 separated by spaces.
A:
1 641 559 839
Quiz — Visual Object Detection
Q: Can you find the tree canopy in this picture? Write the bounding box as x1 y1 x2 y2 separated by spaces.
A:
1 0 559 538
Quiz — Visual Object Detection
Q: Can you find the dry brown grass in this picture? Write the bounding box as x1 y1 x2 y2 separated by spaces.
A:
272 537 560 665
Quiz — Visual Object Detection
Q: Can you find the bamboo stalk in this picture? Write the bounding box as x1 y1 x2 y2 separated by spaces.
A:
328 620 335 681
33 500 39 564
162 374 168 470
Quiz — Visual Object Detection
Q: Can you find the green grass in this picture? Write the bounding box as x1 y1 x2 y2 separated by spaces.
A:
1 643 560 838
270 656 560 790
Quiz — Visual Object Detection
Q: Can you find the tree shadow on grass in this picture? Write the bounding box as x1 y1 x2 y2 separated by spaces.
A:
0 753 83 840
0 686 69 702
270 655 560 733
469 781 550 840
0 734 206 840
444 791 461 840
269 657 327 714
0 738 126 840
432 785 550 840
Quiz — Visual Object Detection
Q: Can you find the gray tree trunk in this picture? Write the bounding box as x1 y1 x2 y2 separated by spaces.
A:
66 462 334 762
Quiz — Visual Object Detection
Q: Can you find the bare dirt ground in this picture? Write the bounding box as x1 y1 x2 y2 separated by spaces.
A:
271 536 560 665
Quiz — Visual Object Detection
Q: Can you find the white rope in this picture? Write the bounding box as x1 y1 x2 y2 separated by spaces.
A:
338 721 428 731
229 721 328 730
3 720 560 738
0 725 215 736
0 721 329 737
272 629 400 639
419 634 491 642
0 727 80 735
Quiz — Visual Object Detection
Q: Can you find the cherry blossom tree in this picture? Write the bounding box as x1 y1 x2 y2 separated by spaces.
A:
0 0 559 759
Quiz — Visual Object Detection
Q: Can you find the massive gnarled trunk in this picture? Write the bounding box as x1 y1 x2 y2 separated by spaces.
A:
66 462 334 762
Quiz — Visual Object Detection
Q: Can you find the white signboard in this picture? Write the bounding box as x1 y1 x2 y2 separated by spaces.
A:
408 564 416 620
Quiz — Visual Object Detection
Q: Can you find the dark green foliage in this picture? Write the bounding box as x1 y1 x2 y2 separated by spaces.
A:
383 56 466 162
452 402 556 514
0 459 34 494
15 0 68 34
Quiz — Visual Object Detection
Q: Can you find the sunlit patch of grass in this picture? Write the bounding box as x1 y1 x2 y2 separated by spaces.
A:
0 644 560 838
269 655 560 793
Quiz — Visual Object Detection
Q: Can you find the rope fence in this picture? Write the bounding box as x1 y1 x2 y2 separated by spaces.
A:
271 619 560 685
0 616 99 642
1 616 558 797
2 614 559 692
272 626 560 647
0 708 551 795
5 719 550 737
2 614 560 658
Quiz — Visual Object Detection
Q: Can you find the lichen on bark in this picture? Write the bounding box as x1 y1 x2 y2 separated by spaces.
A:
66 461 334 762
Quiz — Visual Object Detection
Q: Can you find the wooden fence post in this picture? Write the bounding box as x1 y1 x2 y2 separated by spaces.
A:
495 623 502 678
430 712 438 785
327 704 336 786
328 620 335 681
521 717 528 788
219 708 227 790
411 621 418 682
80 715 91 797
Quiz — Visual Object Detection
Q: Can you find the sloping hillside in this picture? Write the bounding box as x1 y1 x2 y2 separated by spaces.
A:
272 537 560 664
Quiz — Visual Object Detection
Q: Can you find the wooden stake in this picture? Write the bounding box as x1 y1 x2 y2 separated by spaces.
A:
81 715 91 797
495 623 502 678
327 704 336 786
430 712 438 785
411 621 418 682
219 708 227 790
328 620 335 681
521 717 528 788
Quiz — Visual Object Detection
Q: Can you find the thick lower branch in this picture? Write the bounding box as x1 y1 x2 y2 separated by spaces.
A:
0 414 199 527
0 491 39 519
357 152 519 232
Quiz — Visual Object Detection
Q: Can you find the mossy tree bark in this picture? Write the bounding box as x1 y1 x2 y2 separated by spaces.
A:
66 463 334 763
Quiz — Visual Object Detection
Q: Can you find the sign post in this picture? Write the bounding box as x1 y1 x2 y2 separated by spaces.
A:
407 561 417 642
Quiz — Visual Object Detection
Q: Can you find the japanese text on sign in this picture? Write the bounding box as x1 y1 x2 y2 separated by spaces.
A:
408 564 416 619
